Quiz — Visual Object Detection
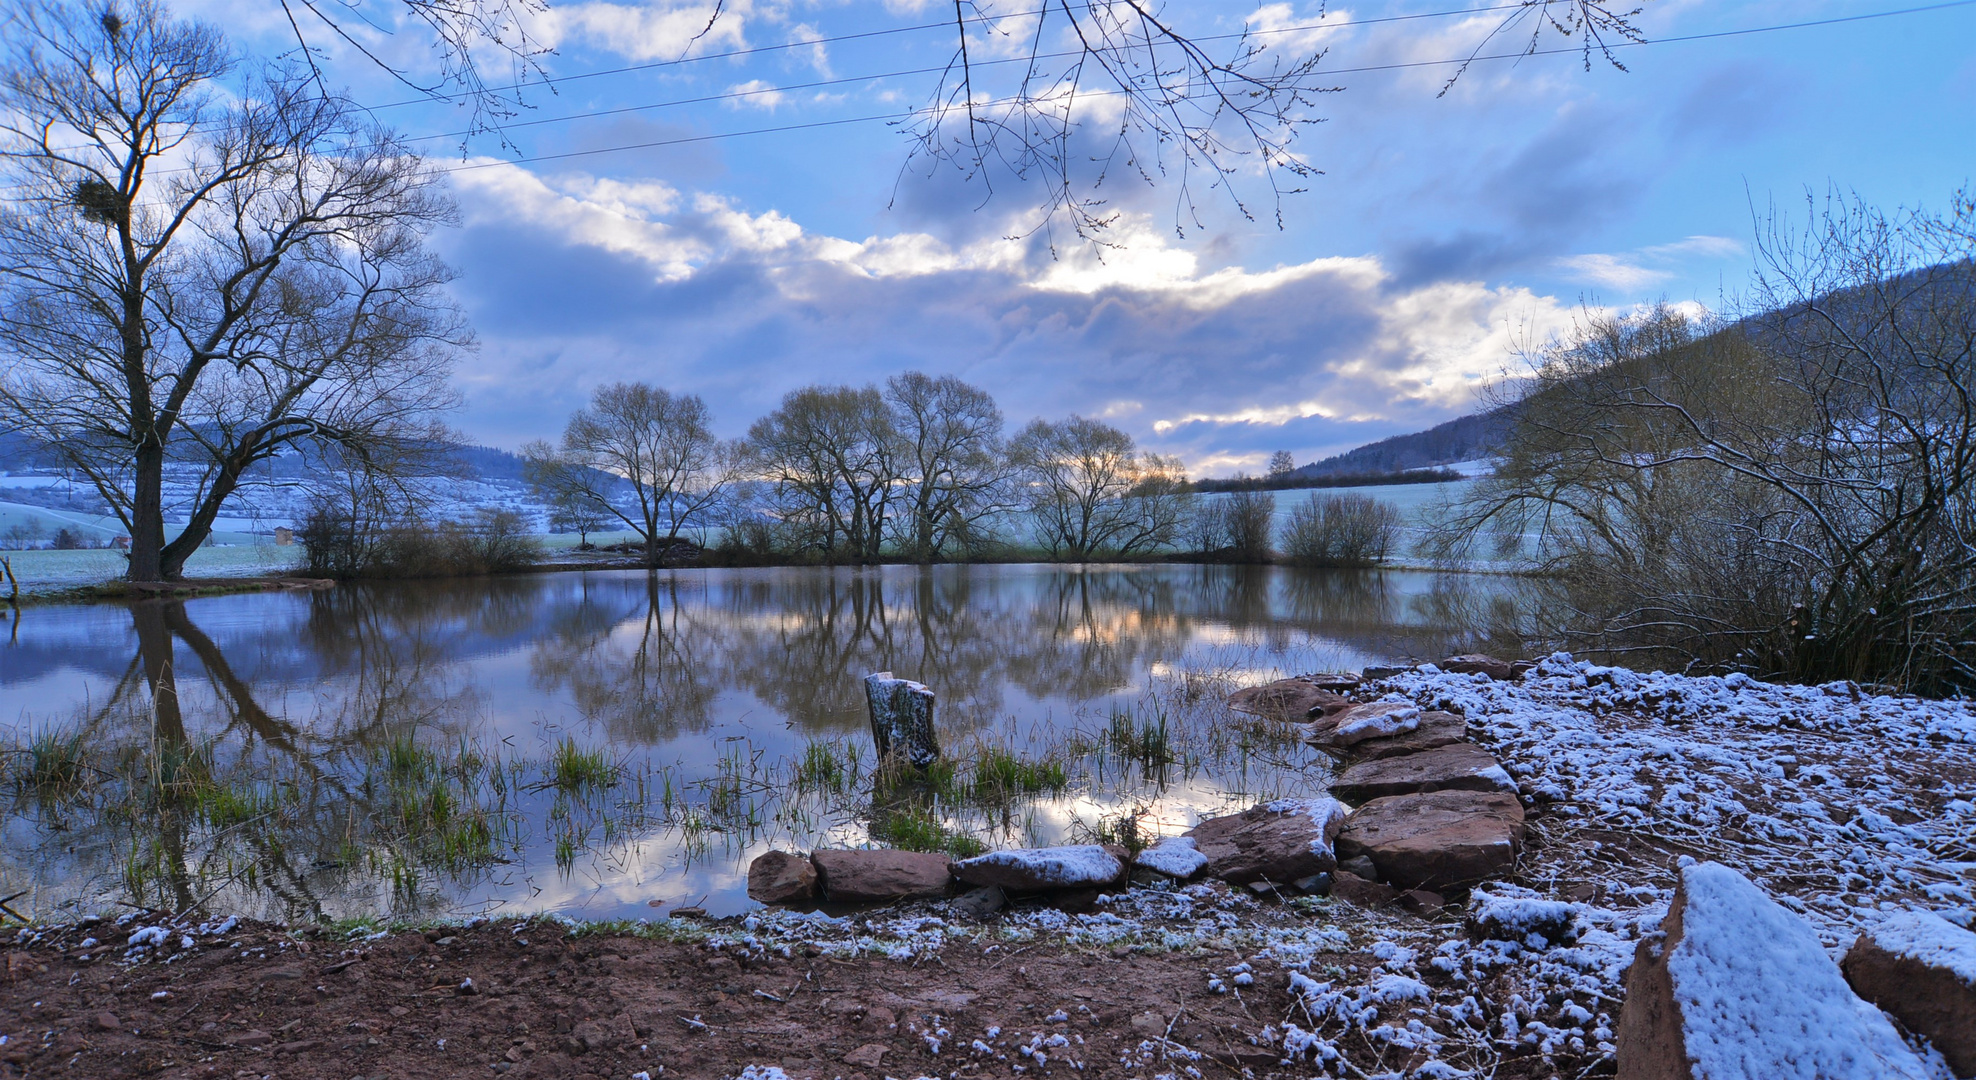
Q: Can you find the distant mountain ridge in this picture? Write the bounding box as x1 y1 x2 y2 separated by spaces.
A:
1294 408 1507 478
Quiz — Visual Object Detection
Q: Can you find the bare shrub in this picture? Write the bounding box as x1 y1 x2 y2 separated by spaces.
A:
300 506 538 578
1282 493 1401 567
1442 189 1976 693
1224 490 1276 563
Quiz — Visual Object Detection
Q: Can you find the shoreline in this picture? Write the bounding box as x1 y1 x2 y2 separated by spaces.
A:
0 554 1539 610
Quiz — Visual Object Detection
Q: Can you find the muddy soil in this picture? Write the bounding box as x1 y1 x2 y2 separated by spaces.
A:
0 908 1591 1080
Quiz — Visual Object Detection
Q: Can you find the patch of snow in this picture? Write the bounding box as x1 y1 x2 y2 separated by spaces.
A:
125 926 169 950
1470 887 1581 949
1861 909 1976 984
1134 836 1209 878
953 844 1123 887
1262 796 1349 854
1669 862 1929 1079
1330 703 1422 745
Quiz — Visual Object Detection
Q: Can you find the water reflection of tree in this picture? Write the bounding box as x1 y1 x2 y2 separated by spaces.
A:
4 599 516 925
528 574 723 743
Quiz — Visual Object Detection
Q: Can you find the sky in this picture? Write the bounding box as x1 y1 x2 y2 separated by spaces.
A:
188 0 1976 475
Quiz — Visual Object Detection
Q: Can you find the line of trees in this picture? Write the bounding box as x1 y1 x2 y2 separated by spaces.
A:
523 373 1406 568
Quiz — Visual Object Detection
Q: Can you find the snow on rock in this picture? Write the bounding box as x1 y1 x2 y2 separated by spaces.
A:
1133 836 1209 879
1373 653 1976 948
1187 798 1347 884
1321 701 1423 746
951 845 1127 892
1469 885 1581 949
125 926 170 950
1841 910 1976 1075
1324 709 1469 762
1616 861 1930 1080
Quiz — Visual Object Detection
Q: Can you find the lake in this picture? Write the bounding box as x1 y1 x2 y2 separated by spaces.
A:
0 564 1523 923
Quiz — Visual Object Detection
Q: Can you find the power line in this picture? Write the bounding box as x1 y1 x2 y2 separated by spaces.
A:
11 1 1540 158
373 1 1545 111
428 0 1976 175
404 0 1976 150
7 0 1968 189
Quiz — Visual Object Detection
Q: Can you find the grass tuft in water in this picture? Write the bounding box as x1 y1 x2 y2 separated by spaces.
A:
794 739 857 793
868 804 986 857
967 747 1068 799
1103 706 1174 769
547 737 617 791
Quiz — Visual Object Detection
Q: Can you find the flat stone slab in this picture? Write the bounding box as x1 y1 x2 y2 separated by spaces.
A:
1185 798 1348 885
1334 789 1525 891
810 849 953 903
1226 678 1350 723
1617 861 1929 1080
1842 910 1976 1077
951 844 1127 892
1329 741 1514 803
1315 710 1467 761
747 850 818 904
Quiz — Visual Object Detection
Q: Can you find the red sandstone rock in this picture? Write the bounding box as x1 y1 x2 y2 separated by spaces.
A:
1329 742 1515 803
1226 678 1351 723
1439 654 1520 680
1329 870 1398 907
1616 862 1928 1080
1322 710 1468 761
1333 790 1525 891
1185 798 1347 885
746 849 818 904
1841 911 1976 1077
810 849 953 903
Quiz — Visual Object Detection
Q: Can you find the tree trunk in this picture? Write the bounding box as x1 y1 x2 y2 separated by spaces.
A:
864 671 939 766
128 441 169 582
160 456 248 580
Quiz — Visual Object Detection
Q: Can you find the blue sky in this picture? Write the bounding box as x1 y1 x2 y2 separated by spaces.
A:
194 0 1976 474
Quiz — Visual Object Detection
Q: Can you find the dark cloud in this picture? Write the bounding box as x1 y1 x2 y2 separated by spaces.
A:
438 165 1562 473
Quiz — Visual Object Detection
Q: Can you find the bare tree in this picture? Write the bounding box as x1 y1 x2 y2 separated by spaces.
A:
1188 496 1229 557
541 483 610 548
747 385 900 564
523 383 737 563
885 371 1011 562
287 0 1645 239
906 1 1648 242
1267 451 1297 480
275 0 553 144
1010 415 1189 559
0 1 468 582
1443 190 1976 692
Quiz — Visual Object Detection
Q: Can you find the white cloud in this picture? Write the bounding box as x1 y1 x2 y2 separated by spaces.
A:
1559 234 1745 291
724 79 786 110
534 1 749 63
444 162 1579 471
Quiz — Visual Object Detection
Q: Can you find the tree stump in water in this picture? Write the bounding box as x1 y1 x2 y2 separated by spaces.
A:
865 671 939 766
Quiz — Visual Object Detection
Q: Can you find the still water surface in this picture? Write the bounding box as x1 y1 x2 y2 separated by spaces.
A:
0 565 1518 922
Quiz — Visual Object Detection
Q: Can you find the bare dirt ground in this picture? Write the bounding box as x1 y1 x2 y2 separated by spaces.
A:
0 892 1603 1080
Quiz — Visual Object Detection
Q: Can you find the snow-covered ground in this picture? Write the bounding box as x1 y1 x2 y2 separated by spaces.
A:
651 658 1976 1077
